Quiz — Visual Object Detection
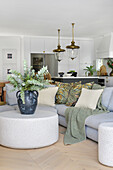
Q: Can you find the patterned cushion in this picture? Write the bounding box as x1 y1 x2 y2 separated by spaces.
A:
54 81 62 86
66 82 94 106
82 82 94 89
55 83 71 104
55 81 81 104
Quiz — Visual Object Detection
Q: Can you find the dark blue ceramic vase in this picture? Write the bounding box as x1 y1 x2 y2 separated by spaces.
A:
16 90 38 115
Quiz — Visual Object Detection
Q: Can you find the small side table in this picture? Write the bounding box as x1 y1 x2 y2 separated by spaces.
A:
98 122 113 167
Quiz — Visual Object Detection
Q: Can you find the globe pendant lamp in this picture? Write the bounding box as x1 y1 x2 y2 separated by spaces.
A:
53 29 65 62
66 23 80 60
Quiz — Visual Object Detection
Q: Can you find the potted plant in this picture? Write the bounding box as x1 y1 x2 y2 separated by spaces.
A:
107 59 113 76
67 70 77 77
84 65 96 76
8 61 50 115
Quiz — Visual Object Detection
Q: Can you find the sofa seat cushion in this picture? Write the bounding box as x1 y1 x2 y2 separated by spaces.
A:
0 104 16 112
85 112 113 130
55 104 69 117
37 104 57 113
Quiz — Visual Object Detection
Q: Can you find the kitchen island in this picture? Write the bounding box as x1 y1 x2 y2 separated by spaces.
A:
52 76 105 86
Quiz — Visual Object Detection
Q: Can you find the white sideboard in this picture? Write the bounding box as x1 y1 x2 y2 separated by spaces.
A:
99 77 113 87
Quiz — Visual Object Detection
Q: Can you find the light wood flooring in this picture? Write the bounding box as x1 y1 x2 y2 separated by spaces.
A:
0 126 112 170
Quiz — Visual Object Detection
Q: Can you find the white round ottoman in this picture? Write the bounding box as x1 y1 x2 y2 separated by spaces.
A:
0 109 59 149
98 122 113 167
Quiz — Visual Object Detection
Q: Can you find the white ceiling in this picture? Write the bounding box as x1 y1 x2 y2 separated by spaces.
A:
0 0 113 38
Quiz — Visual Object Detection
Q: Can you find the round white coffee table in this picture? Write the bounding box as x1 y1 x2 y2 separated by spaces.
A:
98 122 113 167
0 109 59 149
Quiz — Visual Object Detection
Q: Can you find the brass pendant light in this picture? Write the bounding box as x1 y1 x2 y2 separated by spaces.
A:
53 29 65 62
66 23 80 60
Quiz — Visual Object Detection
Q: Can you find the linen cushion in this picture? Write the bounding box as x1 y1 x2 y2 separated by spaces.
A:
66 82 94 106
38 87 58 106
75 88 103 110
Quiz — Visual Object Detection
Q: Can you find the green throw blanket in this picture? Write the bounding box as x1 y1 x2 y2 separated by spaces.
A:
64 85 108 145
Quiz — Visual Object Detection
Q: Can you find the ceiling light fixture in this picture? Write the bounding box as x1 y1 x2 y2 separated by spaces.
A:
53 29 65 62
66 23 80 60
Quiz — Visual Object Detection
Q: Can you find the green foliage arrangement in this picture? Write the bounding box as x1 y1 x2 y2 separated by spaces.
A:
8 61 50 104
68 70 75 73
107 59 113 69
84 65 96 76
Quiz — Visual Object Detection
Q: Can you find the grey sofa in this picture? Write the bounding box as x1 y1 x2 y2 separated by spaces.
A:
56 87 113 142
1 84 113 143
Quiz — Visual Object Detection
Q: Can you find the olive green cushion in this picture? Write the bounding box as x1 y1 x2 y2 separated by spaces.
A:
66 82 94 106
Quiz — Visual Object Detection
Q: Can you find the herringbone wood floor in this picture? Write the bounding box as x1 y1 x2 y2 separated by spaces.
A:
0 126 111 170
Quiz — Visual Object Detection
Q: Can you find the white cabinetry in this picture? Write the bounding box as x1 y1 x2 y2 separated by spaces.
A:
45 38 57 53
30 37 57 53
58 38 71 74
58 38 94 76
80 40 94 63
24 36 95 77
30 37 45 53
98 76 113 87
105 77 113 87
79 40 94 76
58 38 80 74
96 33 113 59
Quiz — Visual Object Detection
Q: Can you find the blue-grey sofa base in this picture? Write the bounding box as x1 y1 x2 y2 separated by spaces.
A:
59 114 98 142
59 110 113 143
86 126 98 142
57 87 113 143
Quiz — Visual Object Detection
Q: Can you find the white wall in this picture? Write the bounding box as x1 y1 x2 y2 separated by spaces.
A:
0 35 95 80
0 36 21 81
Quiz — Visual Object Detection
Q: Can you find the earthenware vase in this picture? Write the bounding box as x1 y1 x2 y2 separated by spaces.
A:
16 90 38 114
